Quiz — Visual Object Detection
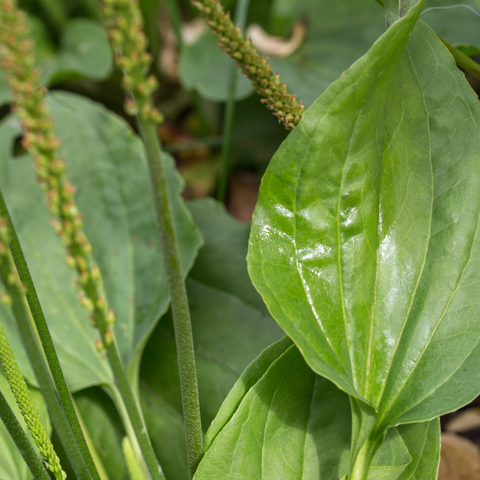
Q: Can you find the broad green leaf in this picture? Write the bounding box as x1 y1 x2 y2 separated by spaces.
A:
0 371 51 480
248 0 480 457
194 338 440 480
179 32 253 101
0 19 113 107
0 92 202 390
140 198 283 480
249 0 425 400
187 198 270 314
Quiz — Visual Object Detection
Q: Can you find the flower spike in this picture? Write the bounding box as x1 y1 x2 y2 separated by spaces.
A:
192 0 304 130
101 0 164 123
0 0 116 346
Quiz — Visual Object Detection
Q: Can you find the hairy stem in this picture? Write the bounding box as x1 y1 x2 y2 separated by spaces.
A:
102 336 165 480
0 190 101 480
101 0 203 475
0 198 92 480
140 120 203 478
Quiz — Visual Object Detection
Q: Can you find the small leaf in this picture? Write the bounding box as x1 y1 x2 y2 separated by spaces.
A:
249 0 426 402
397 421 440 479
384 0 419 26
45 19 113 84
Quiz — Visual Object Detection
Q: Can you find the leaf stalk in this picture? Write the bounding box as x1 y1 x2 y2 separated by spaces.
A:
437 36 480 81
348 399 383 480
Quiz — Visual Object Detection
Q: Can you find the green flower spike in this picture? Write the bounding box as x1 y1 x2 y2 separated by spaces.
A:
0 0 116 346
0 223 66 480
101 0 164 124
192 0 304 130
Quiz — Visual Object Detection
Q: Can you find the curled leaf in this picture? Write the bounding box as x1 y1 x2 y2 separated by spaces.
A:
246 21 306 58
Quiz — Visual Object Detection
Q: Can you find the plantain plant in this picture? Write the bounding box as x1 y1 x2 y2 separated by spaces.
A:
1 0 480 479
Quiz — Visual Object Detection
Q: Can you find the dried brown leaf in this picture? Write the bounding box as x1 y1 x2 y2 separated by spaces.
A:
438 433 480 480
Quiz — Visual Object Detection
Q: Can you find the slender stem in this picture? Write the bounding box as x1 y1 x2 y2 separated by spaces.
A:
348 398 382 480
106 382 151 479
217 79 238 202
437 36 480 81
37 0 68 31
0 190 101 480
0 389 51 480
0 248 93 480
166 0 183 50
123 436 148 480
100 335 165 480
217 0 251 203
139 119 203 479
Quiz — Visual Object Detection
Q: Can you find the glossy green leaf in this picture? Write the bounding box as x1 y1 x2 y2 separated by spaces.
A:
0 92 202 390
0 371 51 480
249 0 423 399
248 0 480 458
194 338 440 480
140 198 283 480
180 31 253 101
